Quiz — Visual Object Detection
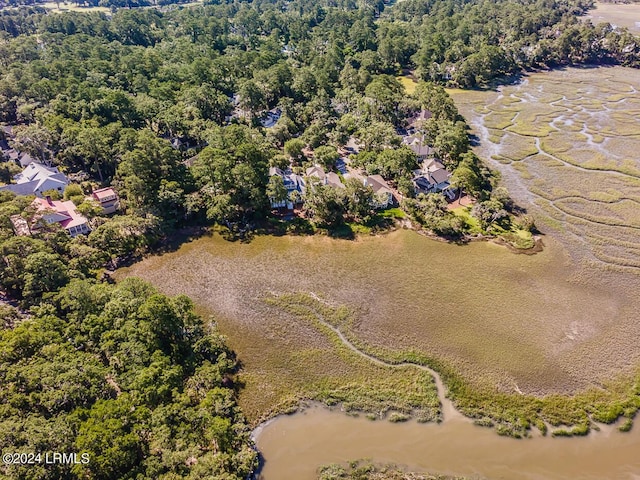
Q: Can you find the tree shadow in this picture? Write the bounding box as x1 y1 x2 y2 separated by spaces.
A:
328 223 355 239
154 225 211 254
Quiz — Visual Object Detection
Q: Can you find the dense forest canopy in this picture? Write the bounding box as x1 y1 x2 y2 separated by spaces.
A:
0 0 638 234
0 277 257 479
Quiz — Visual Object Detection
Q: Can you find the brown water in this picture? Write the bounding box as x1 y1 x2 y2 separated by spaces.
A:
254 406 640 480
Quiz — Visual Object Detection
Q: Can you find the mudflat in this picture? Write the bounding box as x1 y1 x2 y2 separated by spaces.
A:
586 1 640 33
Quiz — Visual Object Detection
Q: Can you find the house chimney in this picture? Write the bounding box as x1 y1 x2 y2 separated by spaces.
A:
46 195 53 205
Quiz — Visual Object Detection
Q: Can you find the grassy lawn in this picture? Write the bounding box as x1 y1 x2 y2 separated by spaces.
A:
451 206 482 234
398 75 418 95
380 207 406 219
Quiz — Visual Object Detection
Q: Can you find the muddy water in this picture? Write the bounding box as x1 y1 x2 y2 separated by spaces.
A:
254 406 640 480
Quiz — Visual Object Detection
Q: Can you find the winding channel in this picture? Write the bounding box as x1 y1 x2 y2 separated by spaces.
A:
252 295 640 480
303 293 464 422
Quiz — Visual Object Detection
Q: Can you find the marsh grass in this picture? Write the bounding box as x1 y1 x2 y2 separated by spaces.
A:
450 66 640 273
267 293 640 438
118 225 640 430
263 293 441 423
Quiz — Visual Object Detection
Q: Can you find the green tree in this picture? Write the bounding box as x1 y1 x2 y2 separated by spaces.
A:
364 74 404 125
304 184 346 227
11 124 55 165
344 178 375 222
284 138 306 164
266 175 288 206
22 252 69 304
63 184 84 201
314 145 340 171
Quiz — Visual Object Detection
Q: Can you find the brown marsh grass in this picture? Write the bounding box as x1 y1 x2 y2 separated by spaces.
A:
118 227 640 430
450 66 640 274
586 1 640 33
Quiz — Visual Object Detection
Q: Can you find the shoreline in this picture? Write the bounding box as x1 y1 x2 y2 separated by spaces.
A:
250 401 640 480
152 216 544 259
115 228 640 445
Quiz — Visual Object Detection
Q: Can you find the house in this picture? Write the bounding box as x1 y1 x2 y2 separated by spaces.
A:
306 165 345 189
268 166 306 209
0 162 69 197
260 108 282 128
364 175 394 209
325 172 344 189
1 126 44 168
32 196 91 237
91 187 120 214
403 134 432 160
407 109 432 130
16 153 36 168
343 137 362 155
306 165 325 182
0 135 32 167
412 159 454 198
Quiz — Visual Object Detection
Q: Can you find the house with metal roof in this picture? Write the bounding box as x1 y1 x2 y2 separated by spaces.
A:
0 162 69 197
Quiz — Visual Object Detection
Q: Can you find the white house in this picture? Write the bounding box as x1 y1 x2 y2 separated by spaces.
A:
364 175 394 209
0 162 69 197
268 167 306 209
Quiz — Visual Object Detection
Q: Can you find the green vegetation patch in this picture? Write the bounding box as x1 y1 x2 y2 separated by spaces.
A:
286 294 640 439
318 460 469 480
262 293 441 423
451 206 482 234
0 279 257 480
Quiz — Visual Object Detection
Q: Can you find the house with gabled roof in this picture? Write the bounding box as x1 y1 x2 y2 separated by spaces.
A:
403 134 432 161
306 165 345 189
91 187 120 214
0 162 69 197
412 159 454 198
32 196 91 237
268 166 306 209
407 109 432 130
364 175 394 209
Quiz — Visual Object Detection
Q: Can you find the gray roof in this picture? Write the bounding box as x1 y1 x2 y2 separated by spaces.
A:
306 165 326 180
430 168 451 185
270 166 305 194
365 175 392 195
0 162 69 197
325 172 344 189
345 137 361 152
269 166 285 177
424 158 446 172
18 153 35 168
